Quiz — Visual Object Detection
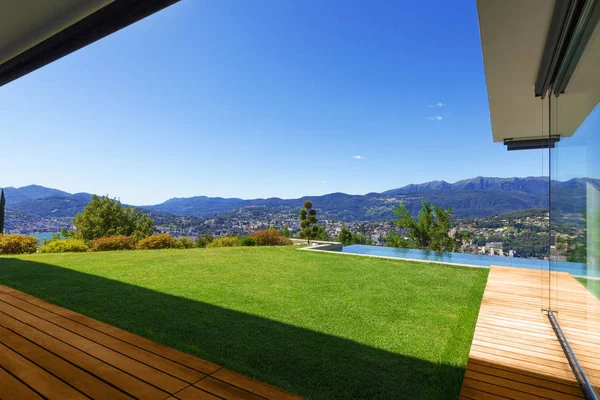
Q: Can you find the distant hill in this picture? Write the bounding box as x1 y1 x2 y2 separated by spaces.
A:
382 176 551 196
1 185 71 205
3 177 597 222
7 194 91 218
145 176 594 220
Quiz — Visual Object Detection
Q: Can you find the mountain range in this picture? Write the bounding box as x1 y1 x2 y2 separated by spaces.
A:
2 177 597 221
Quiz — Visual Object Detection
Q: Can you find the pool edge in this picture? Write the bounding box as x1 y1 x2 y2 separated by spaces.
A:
300 246 600 280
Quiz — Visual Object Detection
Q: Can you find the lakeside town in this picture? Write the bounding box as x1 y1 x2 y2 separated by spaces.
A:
5 204 586 261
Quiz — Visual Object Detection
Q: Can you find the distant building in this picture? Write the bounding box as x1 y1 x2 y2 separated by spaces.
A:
485 242 503 249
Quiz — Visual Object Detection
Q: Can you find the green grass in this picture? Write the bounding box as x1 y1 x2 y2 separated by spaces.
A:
576 277 600 299
0 247 488 399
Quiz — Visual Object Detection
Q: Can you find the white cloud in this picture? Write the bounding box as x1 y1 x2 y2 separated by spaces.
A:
353 155 366 160
429 102 445 108
320 180 327 184
426 116 443 121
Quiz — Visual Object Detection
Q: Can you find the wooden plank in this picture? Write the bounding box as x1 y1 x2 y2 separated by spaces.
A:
174 386 222 400
467 360 583 397
473 329 563 353
0 367 43 400
0 325 132 400
472 339 567 361
462 377 548 400
474 323 559 342
196 376 264 400
0 286 304 400
0 299 188 394
465 369 581 400
0 343 87 400
212 368 303 400
0 310 168 400
474 316 556 334
469 349 576 381
0 293 206 383
470 344 572 372
0 286 221 375
460 385 508 399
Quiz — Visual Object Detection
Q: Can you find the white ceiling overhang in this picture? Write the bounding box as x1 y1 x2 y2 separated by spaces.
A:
477 0 600 142
0 1 113 65
0 0 179 88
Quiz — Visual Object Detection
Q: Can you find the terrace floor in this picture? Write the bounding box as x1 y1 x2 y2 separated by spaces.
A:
460 266 600 399
0 285 302 400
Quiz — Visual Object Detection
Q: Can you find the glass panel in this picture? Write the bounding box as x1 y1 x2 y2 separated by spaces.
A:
551 98 600 390
547 95 560 313
541 96 553 313
551 101 600 282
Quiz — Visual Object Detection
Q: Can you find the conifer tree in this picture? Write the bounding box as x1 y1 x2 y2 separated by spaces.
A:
299 200 318 243
0 189 5 235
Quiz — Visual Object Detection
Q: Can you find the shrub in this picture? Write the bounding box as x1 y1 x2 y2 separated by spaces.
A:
130 230 147 243
240 236 257 246
250 229 293 246
39 238 89 253
90 236 135 252
0 235 38 254
206 236 240 248
195 233 214 248
74 194 155 241
41 232 64 245
176 237 194 249
136 234 176 250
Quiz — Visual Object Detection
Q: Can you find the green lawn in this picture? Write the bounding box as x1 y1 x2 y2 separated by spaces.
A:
576 277 600 299
0 246 488 399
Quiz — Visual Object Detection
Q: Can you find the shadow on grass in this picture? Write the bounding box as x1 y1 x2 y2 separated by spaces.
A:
0 257 470 399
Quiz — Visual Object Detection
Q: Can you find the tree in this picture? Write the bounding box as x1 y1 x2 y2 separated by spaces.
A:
338 225 370 245
281 224 291 238
315 225 329 241
299 200 318 243
338 226 353 245
0 189 5 235
74 195 155 241
351 232 371 245
195 233 214 248
388 200 464 252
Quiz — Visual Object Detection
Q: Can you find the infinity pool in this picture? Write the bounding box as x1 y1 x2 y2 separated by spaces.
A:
331 245 596 278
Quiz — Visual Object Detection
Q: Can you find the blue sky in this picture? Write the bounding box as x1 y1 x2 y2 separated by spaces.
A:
1 0 549 205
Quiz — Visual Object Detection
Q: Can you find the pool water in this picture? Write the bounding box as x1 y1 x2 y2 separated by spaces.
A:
336 245 595 278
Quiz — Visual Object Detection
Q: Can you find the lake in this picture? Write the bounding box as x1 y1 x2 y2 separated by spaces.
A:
31 232 61 245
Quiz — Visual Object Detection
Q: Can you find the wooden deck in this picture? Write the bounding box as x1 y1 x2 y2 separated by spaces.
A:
460 266 600 399
0 285 303 400
554 270 600 397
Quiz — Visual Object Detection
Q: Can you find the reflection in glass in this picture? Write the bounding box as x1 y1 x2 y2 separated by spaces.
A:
550 97 599 394
551 102 600 290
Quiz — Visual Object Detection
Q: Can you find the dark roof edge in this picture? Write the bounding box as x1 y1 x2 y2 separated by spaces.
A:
0 0 180 88
534 0 586 98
